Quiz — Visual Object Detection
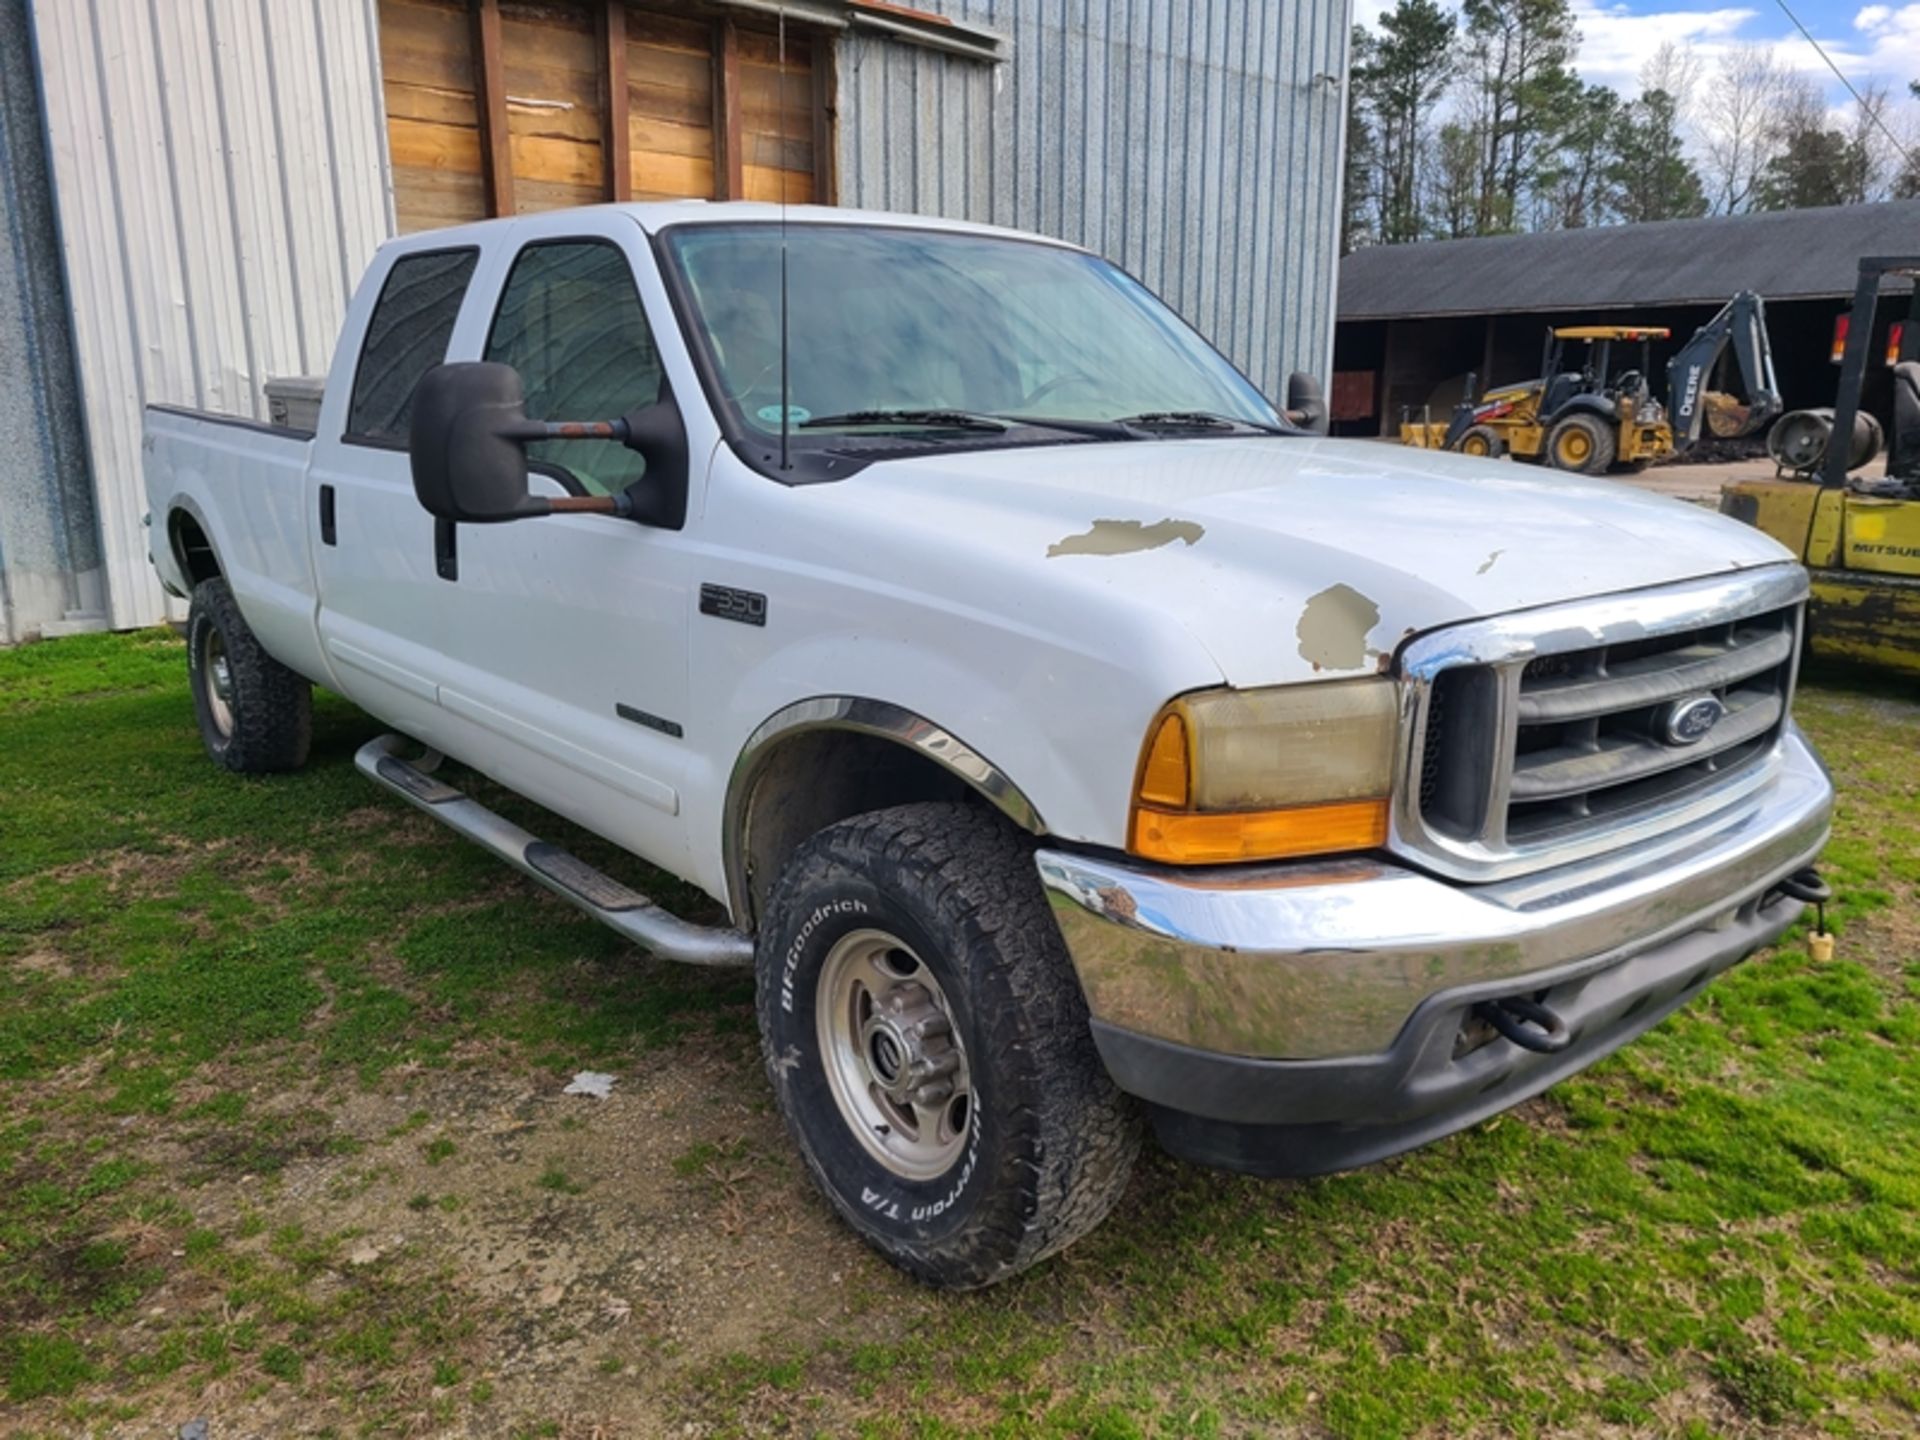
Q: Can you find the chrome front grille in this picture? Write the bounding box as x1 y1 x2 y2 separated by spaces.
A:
1394 567 1810 881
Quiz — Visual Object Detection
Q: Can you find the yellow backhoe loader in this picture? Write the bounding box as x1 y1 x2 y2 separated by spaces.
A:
1720 257 1920 675
1402 294 1781 475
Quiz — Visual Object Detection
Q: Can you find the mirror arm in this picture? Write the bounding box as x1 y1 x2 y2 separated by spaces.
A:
545 493 635 518
511 418 634 444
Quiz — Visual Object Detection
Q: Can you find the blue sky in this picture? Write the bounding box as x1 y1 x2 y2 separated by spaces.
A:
1353 0 1920 124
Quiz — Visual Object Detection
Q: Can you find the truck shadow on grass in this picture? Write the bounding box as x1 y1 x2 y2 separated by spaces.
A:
1 632 1916 1437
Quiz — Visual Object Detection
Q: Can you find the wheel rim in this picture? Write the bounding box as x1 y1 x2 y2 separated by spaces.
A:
816 928 973 1181
1463 434 1489 456
1558 429 1591 465
200 626 235 738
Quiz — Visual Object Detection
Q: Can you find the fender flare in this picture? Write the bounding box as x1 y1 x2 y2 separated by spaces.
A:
722 696 1046 927
1545 395 1617 426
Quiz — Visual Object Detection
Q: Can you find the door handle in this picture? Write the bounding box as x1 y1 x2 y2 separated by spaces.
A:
319 484 337 546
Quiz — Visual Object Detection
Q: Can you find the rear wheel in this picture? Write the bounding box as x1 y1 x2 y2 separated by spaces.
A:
1455 425 1506 459
187 577 312 773
756 802 1139 1289
1545 413 1616 474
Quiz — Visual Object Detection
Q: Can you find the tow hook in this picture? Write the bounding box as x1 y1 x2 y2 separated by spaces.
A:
1474 995 1572 1054
1773 867 1831 912
1773 867 1835 961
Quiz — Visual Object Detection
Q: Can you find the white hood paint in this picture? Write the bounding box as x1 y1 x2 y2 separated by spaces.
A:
817 435 1797 688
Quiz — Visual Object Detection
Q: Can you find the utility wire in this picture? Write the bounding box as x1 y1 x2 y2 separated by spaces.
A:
1770 0 1920 169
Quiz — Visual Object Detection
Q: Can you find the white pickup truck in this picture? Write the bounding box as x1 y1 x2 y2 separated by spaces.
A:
145 202 1834 1289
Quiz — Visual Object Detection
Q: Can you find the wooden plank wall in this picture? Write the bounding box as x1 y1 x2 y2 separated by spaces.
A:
738 28 814 202
378 0 825 233
381 0 487 233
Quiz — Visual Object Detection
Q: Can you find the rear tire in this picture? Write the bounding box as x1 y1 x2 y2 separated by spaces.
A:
756 802 1140 1290
187 577 312 773
1545 413 1616 474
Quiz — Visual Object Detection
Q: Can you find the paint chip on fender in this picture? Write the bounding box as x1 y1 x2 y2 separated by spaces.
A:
1046 517 1205 558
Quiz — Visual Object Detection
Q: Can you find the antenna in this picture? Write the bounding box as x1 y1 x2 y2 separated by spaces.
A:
777 6 791 471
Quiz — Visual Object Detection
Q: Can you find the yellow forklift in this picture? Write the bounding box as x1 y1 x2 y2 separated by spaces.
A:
1402 294 1781 475
1720 257 1920 675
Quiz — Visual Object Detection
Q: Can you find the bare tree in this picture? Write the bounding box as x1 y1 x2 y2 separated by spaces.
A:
1846 79 1895 202
1700 46 1788 213
1640 41 1701 119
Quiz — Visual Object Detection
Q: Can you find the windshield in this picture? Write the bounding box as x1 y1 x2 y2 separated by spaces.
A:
658 223 1281 448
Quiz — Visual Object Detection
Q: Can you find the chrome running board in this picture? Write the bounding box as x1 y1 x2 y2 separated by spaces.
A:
354 734 752 967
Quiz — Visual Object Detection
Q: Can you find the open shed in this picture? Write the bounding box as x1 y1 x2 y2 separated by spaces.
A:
1332 199 1920 439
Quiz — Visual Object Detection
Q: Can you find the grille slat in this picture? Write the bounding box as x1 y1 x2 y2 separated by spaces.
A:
1514 626 1793 724
1411 598 1801 862
1508 689 1783 802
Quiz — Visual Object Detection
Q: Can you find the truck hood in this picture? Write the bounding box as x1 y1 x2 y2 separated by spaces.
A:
825 435 1795 687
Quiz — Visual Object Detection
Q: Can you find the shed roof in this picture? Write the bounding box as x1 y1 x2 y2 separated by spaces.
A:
1336 199 1920 321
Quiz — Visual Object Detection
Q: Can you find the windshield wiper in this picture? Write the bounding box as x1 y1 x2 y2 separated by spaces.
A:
799 409 1010 433
1111 410 1286 435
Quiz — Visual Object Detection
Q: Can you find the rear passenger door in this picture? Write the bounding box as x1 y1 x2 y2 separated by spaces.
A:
309 244 479 737
428 222 698 875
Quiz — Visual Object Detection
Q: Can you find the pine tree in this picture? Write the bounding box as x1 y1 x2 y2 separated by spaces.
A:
1458 0 1582 234
1611 88 1708 223
1537 83 1621 228
1427 121 1485 238
1753 77 1871 210
1352 0 1457 245
1341 38 1378 254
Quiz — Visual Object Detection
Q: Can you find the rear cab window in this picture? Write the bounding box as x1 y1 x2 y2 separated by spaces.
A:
345 248 480 446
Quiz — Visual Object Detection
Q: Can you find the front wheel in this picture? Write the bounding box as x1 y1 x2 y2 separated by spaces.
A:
756 803 1140 1289
1455 424 1507 459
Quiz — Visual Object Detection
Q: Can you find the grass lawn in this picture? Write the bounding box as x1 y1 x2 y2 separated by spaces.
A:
0 629 1916 1438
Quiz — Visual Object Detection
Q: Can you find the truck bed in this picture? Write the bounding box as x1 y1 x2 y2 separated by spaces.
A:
143 404 326 682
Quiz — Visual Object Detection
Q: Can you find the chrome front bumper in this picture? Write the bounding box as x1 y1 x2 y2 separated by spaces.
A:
1037 727 1833 1066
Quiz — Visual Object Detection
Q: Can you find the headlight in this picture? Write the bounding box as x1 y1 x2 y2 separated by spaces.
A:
1129 679 1399 864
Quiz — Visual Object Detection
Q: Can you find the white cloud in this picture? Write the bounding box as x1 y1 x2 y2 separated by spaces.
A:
1567 2 1758 92
1853 5 1893 32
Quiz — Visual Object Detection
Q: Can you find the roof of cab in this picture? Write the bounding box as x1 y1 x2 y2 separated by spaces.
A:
1551 325 1671 341
379 200 1084 257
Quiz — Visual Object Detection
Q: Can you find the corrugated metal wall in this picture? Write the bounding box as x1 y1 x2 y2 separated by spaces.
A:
835 0 1352 399
30 0 396 630
1 0 103 644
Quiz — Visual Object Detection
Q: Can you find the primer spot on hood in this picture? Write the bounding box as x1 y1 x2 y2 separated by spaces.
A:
1047 517 1205 558
1296 583 1382 672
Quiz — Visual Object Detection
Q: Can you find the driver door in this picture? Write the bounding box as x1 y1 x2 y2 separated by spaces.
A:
428 218 698 875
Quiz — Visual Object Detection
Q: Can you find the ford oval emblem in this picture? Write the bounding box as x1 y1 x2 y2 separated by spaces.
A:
1662 694 1727 746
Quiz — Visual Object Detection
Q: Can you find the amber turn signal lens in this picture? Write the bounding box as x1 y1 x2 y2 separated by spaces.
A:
1129 798 1390 865
1136 712 1190 809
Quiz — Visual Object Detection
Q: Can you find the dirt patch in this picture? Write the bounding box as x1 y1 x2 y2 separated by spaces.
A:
46 1043 930 1438
9 948 73 979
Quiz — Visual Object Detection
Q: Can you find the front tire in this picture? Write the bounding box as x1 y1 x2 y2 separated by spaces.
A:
1455 424 1507 459
187 577 312 773
756 802 1139 1289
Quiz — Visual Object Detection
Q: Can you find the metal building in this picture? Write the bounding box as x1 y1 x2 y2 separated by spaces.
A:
3 0 1353 639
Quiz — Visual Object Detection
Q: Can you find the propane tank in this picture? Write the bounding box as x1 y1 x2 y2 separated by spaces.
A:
1767 407 1884 475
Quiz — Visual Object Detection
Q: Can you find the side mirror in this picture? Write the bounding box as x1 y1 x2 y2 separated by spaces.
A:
408 362 689 527
1285 371 1329 435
